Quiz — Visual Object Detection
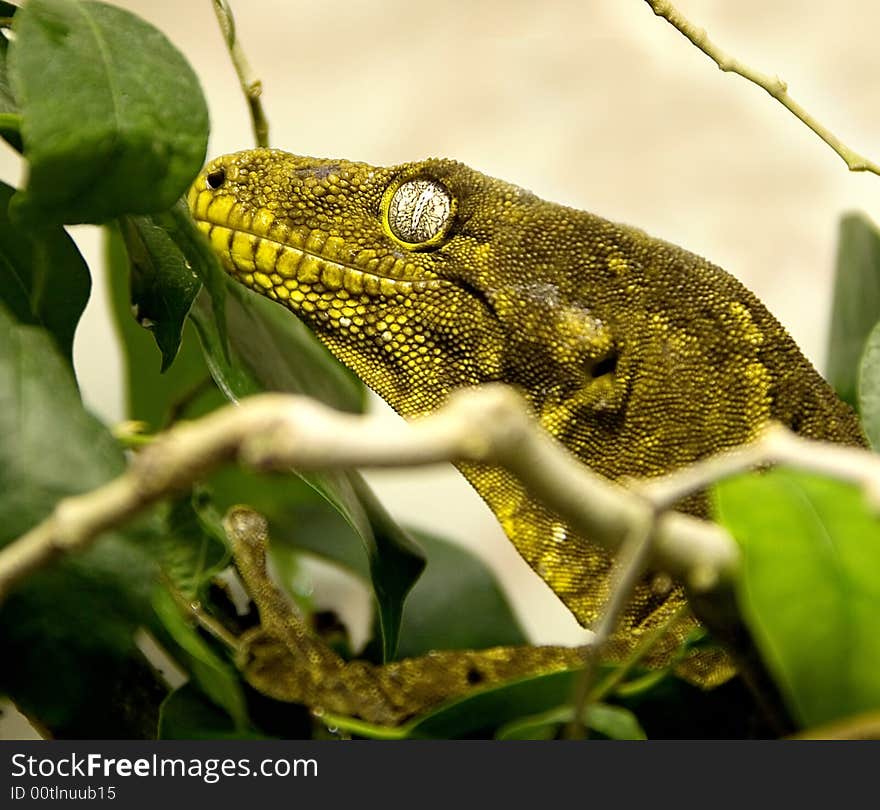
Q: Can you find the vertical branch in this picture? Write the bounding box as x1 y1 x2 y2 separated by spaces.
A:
565 514 657 739
211 0 270 148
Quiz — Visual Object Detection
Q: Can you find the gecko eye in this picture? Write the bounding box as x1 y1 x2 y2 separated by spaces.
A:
385 178 453 247
206 168 226 189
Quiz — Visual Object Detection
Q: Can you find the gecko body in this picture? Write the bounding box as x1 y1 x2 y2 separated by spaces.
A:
189 149 864 686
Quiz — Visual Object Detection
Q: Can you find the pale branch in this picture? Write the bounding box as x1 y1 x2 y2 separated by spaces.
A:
636 421 880 510
0 385 737 606
211 0 269 148
566 515 657 739
643 0 880 177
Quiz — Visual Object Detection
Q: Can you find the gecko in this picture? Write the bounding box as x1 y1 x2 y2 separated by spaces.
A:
187 149 864 718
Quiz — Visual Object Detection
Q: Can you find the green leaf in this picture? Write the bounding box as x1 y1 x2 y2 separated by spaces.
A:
106 226 222 429
119 213 201 371
0 179 90 364
152 588 248 732
191 283 423 661
158 683 267 740
715 469 880 728
193 278 364 415
395 531 527 657
9 0 208 224
826 212 880 407
148 494 230 602
857 319 880 449
0 301 164 737
323 669 581 739
496 702 646 740
345 479 426 661
160 203 229 358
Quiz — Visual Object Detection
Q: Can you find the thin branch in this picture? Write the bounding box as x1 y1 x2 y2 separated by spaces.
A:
589 604 690 702
644 0 880 177
565 514 657 739
166 579 243 654
637 421 880 511
0 385 738 606
211 0 269 148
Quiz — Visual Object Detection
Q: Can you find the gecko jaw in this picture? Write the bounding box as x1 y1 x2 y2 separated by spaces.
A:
189 187 442 302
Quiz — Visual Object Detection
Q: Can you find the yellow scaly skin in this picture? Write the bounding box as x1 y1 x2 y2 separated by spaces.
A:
188 149 865 688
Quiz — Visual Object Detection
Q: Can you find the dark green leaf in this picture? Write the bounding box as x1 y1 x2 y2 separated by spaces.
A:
0 179 89 364
345 479 425 661
857 320 880 449
715 469 880 728
152 588 248 731
106 226 222 429
148 494 230 602
207 468 369 576
9 0 208 224
826 212 880 407
324 669 580 739
396 531 527 657
160 203 229 357
119 213 201 371
158 683 266 740
0 302 163 737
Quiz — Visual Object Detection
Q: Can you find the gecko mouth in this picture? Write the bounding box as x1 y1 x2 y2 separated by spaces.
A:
189 188 442 303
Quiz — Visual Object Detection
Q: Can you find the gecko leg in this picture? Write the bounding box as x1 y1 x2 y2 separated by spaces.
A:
225 506 585 726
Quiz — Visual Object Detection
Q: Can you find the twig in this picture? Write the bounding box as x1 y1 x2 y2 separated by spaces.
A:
565 514 657 739
644 0 880 177
636 421 880 511
0 385 738 605
211 0 269 148
589 604 690 702
166 578 243 654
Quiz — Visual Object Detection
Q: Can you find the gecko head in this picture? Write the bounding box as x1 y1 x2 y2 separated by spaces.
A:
188 149 622 417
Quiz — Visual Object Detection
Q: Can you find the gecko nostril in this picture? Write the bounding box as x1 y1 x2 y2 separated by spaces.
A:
590 350 619 379
206 168 227 189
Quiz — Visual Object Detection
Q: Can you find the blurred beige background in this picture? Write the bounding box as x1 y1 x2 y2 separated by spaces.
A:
2 0 878 736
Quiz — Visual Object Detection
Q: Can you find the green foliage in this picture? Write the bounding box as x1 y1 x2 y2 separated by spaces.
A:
0 303 162 738
119 213 202 371
152 588 249 732
858 321 880 448
0 180 90 364
2 0 879 742
715 470 880 728
826 212 880 408
8 0 208 224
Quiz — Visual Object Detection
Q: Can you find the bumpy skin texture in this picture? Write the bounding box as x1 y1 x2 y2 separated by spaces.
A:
188 149 865 689
228 507 584 725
